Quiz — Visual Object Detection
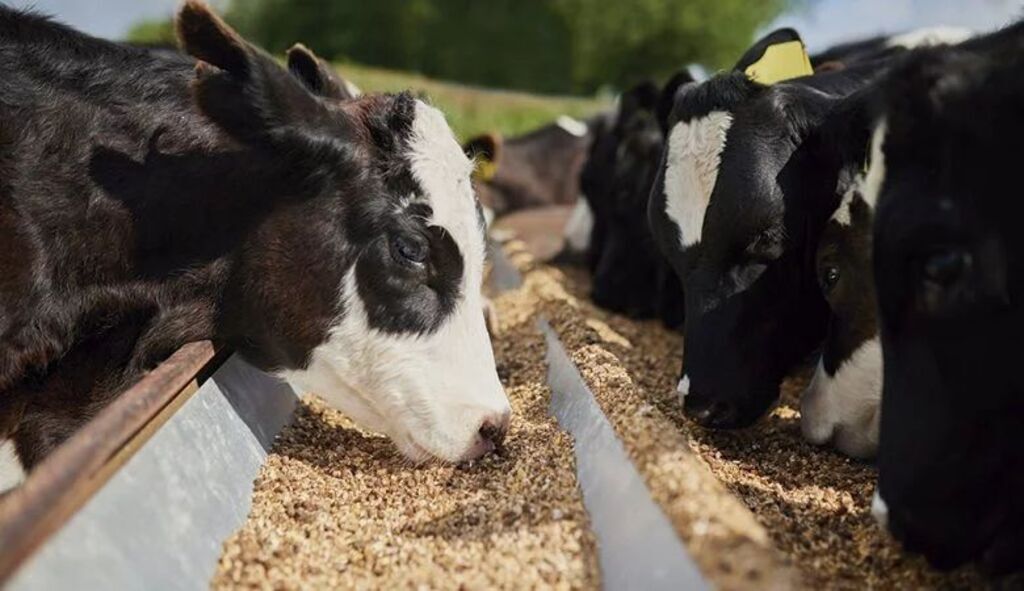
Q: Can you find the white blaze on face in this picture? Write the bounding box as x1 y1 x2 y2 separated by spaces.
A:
831 171 867 227
862 120 888 211
887 26 973 50
556 115 589 138
664 111 733 249
563 198 594 253
800 337 883 459
0 439 25 493
281 101 510 464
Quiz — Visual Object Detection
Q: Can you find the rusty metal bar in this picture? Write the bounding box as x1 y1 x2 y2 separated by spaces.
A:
0 341 219 582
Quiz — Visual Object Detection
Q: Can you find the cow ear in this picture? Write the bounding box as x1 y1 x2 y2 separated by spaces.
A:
287 43 359 100
464 134 501 182
735 28 813 85
657 70 696 133
176 1 346 146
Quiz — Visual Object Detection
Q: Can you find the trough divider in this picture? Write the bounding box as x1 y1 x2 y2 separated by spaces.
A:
489 242 711 589
0 341 219 583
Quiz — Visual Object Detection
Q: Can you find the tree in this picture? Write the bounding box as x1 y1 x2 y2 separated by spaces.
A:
125 18 177 47
154 0 793 94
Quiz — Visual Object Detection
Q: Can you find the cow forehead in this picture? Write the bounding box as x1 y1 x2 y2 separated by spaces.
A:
861 119 888 212
406 101 485 278
663 111 733 251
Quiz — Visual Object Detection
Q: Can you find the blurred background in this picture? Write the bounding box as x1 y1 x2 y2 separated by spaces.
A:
6 0 1024 138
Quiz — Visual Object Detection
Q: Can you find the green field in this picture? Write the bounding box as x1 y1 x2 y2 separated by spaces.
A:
336 62 610 141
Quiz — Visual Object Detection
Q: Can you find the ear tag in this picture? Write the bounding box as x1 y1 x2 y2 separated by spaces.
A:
475 159 498 183
745 40 814 85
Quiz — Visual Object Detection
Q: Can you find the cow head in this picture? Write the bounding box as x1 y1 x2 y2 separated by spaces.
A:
801 167 881 459
177 1 509 463
649 29 860 428
872 28 1024 573
589 81 668 318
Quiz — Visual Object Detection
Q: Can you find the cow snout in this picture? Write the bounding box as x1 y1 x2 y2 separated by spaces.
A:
683 391 739 428
479 413 509 448
463 410 511 462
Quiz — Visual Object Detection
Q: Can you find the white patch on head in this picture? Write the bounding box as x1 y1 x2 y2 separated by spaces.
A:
677 375 691 404
343 79 362 98
281 101 510 464
887 26 973 50
663 111 733 249
871 490 890 530
800 338 883 459
862 120 888 211
556 115 589 138
563 198 594 253
0 440 25 493
831 170 869 227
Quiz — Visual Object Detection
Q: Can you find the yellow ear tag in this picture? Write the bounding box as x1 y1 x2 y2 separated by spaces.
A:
744 40 814 85
475 159 498 183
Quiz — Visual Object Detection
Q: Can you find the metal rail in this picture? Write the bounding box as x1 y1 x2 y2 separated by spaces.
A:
0 341 219 582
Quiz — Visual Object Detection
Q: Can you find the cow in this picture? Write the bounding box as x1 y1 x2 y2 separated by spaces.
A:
648 28 891 428
462 115 592 221
800 166 882 459
870 22 1024 574
649 24 977 430
577 81 685 325
810 26 974 70
801 29 981 460
0 1 510 481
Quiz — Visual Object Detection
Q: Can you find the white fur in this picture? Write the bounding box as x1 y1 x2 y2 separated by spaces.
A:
676 375 690 404
556 115 589 138
871 490 890 529
801 337 883 459
280 101 510 463
563 198 594 253
343 79 362 98
862 120 888 211
831 171 867 227
663 111 733 249
887 26 973 50
0 440 25 493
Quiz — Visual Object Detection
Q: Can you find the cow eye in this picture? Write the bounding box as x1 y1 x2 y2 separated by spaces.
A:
821 266 841 291
923 248 970 286
391 234 428 265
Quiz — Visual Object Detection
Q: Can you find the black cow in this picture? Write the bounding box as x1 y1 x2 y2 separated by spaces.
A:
0 1 509 480
576 77 691 328
871 22 1024 574
648 28 892 427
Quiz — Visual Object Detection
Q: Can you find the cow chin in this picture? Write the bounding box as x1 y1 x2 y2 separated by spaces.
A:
800 338 882 459
281 300 510 464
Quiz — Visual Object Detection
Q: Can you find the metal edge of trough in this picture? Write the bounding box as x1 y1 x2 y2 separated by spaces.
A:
490 243 710 591
7 355 298 591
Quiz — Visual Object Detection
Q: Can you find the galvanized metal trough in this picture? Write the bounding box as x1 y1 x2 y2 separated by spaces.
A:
0 247 708 590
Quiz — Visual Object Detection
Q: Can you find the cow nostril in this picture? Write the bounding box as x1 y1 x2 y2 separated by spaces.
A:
478 415 509 452
684 395 739 429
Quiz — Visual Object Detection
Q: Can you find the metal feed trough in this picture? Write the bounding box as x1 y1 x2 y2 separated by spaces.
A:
0 247 709 591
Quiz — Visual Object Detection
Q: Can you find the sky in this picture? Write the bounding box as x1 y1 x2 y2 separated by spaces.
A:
7 0 1024 51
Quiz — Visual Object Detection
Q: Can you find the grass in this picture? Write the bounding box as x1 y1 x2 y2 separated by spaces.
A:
335 62 610 141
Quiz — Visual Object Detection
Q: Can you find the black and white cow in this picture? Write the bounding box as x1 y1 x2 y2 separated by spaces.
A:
810 26 973 70
0 1 510 484
802 28 981 459
648 29 891 428
870 23 1024 573
801 155 883 459
650 26 975 430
